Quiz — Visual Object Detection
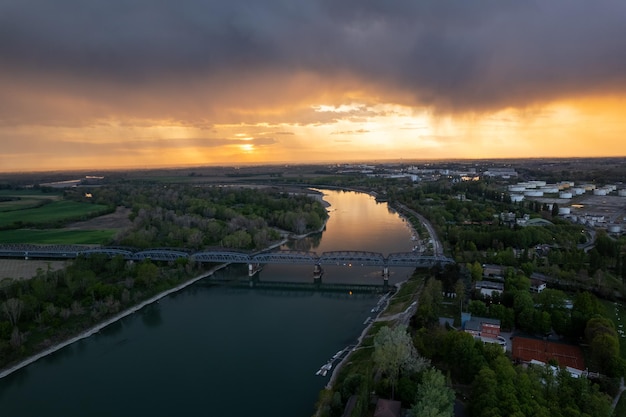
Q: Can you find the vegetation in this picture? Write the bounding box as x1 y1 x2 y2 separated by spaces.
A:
0 254 209 370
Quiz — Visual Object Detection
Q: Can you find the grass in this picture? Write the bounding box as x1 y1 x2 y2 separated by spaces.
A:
0 198 48 212
381 274 425 317
0 189 63 197
0 200 109 228
0 229 116 245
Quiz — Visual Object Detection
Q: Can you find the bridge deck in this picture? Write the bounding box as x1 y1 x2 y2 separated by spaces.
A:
0 245 453 267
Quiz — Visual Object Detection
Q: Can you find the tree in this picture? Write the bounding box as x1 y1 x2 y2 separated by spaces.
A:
468 261 483 282
373 325 429 399
454 279 466 312
551 203 559 217
410 368 455 417
1 298 23 327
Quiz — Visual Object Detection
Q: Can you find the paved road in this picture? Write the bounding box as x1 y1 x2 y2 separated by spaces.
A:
396 203 444 257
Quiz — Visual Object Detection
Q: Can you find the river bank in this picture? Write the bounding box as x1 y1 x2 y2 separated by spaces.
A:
0 264 230 379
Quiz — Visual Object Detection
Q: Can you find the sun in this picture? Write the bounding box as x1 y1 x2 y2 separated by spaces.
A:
239 143 254 153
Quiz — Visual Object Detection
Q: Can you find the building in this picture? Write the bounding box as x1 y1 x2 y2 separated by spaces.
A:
463 316 502 339
474 280 505 297
482 264 505 279
530 278 547 293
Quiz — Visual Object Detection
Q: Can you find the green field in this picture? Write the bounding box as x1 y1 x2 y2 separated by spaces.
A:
0 229 116 244
0 189 63 212
0 200 110 228
0 189 63 198
0 198 48 212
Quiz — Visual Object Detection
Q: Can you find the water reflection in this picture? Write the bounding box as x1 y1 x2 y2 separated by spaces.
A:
141 304 163 328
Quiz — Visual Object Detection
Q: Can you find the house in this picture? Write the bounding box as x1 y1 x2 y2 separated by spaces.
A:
482 264 505 279
463 316 501 339
530 278 547 293
474 280 504 297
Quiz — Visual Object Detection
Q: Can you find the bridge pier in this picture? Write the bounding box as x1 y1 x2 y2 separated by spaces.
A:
382 266 389 285
248 263 262 277
313 264 324 283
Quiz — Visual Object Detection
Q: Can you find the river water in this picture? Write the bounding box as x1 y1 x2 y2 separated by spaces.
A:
0 190 417 417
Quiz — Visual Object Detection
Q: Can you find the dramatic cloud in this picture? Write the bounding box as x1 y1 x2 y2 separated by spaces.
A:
0 0 625 171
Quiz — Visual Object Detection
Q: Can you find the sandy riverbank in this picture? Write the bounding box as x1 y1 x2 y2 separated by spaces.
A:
0 264 229 379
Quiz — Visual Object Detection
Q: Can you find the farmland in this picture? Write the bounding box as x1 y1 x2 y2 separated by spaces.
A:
0 229 115 245
0 200 110 229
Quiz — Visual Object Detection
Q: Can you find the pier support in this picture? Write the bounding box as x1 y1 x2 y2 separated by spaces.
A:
248 263 262 277
313 264 324 283
382 266 389 285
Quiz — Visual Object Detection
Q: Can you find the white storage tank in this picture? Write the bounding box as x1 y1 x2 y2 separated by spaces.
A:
559 207 571 215
608 224 622 233
541 186 559 193
583 184 596 191
572 187 585 195
524 190 544 197
510 194 525 202
594 188 608 196
529 180 547 187
618 189 626 197
519 182 536 189
509 186 526 192
559 192 573 199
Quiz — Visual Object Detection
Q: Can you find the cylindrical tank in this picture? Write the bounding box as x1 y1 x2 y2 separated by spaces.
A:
524 190 544 197
618 189 626 197
594 189 607 196
572 188 585 195
541 186 559 194
510 194 525 202
559 207 571 215
509 186 526 192
608 224 622 233
529 180 547 187
559 192 573 199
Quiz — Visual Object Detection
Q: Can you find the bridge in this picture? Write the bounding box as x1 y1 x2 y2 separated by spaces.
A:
0 244 454 283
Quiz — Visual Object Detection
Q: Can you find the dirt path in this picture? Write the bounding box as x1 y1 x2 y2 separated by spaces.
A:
0 259 69 281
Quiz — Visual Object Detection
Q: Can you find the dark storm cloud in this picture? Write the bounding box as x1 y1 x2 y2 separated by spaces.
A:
1 0 625 116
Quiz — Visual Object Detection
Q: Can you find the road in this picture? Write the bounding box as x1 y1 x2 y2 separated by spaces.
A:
396 203 444 257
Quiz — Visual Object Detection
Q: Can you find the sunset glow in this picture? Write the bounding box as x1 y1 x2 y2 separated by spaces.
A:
1 1 625 172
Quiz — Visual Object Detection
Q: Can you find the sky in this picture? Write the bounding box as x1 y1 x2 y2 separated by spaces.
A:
1 0 626 172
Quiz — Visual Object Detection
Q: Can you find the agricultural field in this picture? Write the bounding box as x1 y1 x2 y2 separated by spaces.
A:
0 189 62 213
0 229 115 245
0 200 110 228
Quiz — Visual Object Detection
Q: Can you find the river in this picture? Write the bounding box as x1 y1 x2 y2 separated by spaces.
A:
0 190 417 417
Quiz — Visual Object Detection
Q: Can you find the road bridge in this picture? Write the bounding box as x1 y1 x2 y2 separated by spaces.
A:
0 244 454 283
